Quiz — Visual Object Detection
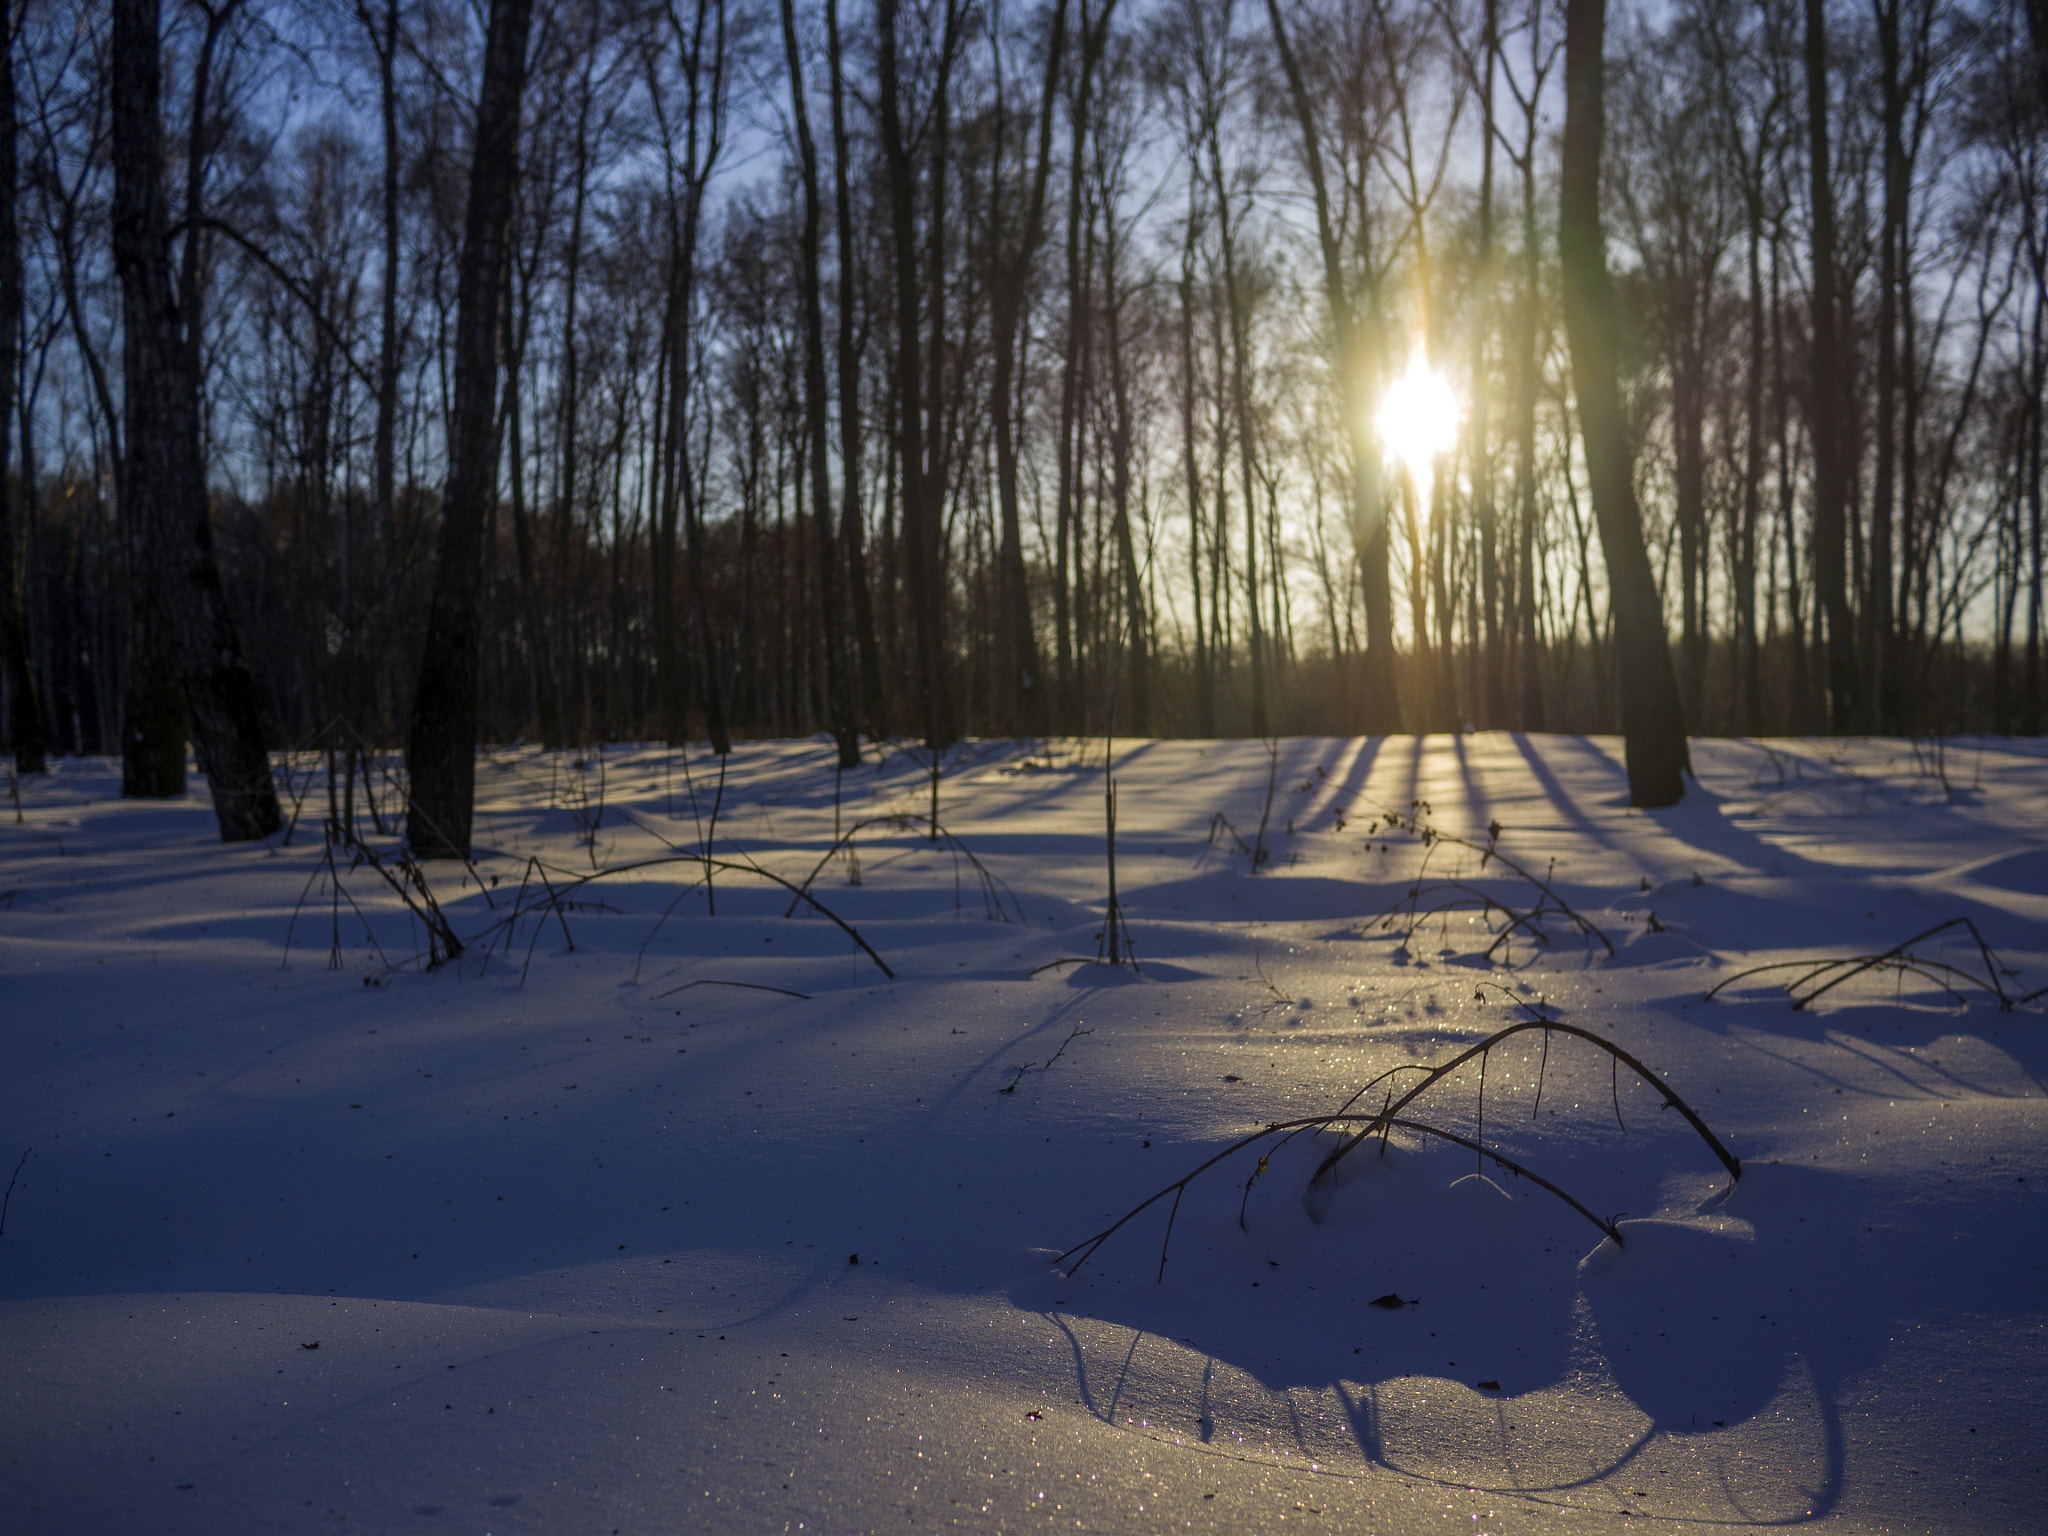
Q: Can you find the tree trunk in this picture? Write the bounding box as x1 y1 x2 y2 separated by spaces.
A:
825 0 885 739
404 0 534 857
877 0 954 757
1802 0 1860 731
1515 114 1545 730
1101 170 1146 734
1209 132 1267 738
110 0 280 839
987 0 1072 736
1262 0 1400 733
780 0 859 766
1177 189 1213 736
368 0 400 701
0 2 46 775
1737 207 1765 734
1474 0 1504 726
1560 0 1687 805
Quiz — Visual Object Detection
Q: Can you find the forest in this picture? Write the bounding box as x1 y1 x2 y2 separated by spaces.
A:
0 0 2043 837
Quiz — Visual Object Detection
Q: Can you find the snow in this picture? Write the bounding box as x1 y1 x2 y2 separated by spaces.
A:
2 732 2044 1534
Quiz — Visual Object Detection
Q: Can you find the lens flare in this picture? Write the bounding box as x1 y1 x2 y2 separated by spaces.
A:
1376 352 1461 472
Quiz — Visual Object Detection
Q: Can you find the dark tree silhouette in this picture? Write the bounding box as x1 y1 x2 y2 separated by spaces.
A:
405 0 535 857
1560 0 1688 806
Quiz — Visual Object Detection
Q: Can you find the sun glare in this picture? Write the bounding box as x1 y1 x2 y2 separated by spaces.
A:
1376 352 1461 473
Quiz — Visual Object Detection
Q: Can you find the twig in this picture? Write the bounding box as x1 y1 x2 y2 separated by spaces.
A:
1029 956 1102 976
1704 917 2022 1011
1352 801 1613 959
1055 1012 1735 1281
1313 1020 1739 1187
998 1026 1094 1093
282 841 390 971
1250 738 1280 872
462 850 895 981
784 814 1021 923
653 978 812 1001
0 1147 31 1238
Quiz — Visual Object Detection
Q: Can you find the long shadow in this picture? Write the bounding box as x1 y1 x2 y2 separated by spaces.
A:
1012 1137 2038 1524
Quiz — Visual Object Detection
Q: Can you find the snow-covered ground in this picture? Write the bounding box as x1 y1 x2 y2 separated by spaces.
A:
3 733 2044 1534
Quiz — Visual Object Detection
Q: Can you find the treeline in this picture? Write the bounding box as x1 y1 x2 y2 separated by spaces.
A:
1 0 2044 807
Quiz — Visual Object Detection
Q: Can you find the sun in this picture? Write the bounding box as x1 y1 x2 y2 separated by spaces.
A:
1376 351 1461 473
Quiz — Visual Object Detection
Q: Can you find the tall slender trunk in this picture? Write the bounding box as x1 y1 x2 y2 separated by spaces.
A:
1177 192 1213 735
1737 206 1766 733
1515 118 1545 730
1866 0 1893 730
1669 268 1708 724
369 0 400 680
554 56 595 746
1560 0 1687 804
1051 13 1094 733
988 0 1073 735
504 327 559 744
877 0 946 754
506 229 562 747
0 1 46 775
1208 131 1267 737
1803 0 1860 731
2028 289 2045 733
1262 0 1400 732
1474 0 1503 726
825 0 884 738
404 0 534 857
780 0 858 766
1102 176 1146 734
652 0 729 753
1769 222 1810 727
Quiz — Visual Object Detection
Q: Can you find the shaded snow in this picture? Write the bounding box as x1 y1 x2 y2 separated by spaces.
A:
2 733 2044 1533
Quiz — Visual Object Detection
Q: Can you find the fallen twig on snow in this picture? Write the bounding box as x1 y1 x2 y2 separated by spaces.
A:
1056 1001 1736 1282
999 1026 1094 1094
1704 916 2026 1011
652 978 812 1001
0 1147 32 1240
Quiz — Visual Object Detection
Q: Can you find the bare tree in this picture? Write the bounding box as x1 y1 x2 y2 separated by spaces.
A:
110 0 279 839
1560 0 1688 804
780 0 860 764
405 0 535 857
1 0 46 775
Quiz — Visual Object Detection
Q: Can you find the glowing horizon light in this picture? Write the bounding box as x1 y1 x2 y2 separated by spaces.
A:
1376 351 1462 474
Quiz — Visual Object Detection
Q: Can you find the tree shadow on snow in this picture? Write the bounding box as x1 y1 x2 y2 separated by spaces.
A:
1011 1137 2038 1523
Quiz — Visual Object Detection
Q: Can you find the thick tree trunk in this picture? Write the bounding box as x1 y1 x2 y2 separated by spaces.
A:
110 0 280 838
1560 0 1687 805
404 0 533 857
